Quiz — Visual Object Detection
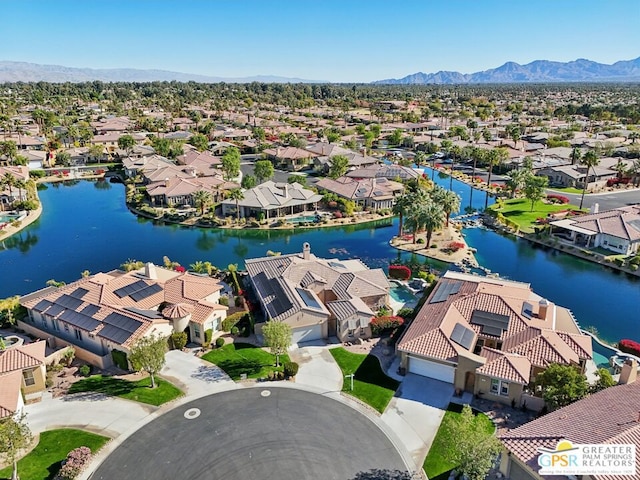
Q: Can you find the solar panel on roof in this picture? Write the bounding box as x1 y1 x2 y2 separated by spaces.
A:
33 299 53 312
45 304 66 317
470 310 510 336
81 304 99 316
54 294 83 310
113 280 148 299
296 288 323 310
103 312 142 333
429 279 462 303
129 283 163 302
58 310 100 331
124 307 163 319
98 324 134 344
450 323 475 350
69 287 89 299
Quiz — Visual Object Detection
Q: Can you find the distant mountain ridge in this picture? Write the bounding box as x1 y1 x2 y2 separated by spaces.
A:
0 61 321 84
374 57 640 84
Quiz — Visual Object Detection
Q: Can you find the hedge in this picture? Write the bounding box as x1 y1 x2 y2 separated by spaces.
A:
284 361 299 377
619 339 640 357
221 312 247 332
389 264 411 280
111 349 129 370
171 332 188 350
204 329 213 347
370 316 404 336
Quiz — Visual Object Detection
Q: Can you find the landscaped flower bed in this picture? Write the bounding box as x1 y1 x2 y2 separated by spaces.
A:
547 193 569 204
389 264 411 280
619 339 640 357
370 316 404 336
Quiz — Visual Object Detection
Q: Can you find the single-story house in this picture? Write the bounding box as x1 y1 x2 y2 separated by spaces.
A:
315 176 404 211
0 165 30 209
246 242 390 343
346 164 421 181
0 341 47 418
500 370 639 480
538 164 617 189
549 205 640 255
147 175 234 207
263 147 319 171
220 181 322 219
396 271 592 409
19 264 228 368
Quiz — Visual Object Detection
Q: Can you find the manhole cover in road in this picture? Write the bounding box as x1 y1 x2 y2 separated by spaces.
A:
184 408 201 419
260 390 271 397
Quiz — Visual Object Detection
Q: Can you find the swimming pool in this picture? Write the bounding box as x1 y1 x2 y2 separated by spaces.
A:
389 282 416 303
0 213 21 224
288 215 320 224
590 337 619 369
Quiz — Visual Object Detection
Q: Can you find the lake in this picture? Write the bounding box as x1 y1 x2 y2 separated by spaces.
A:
0 176 637 344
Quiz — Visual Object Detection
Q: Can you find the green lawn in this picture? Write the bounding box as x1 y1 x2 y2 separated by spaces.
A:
490 198 581 233
548 186 583 194
0 429 108 480
423 403 495 479
201 343 289 380
68 375 183 406
329 347 399 413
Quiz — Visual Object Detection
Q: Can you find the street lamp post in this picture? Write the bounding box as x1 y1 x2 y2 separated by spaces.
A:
345 374 354 391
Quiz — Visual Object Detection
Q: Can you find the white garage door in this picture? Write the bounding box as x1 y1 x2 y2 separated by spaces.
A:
408 356 455 383
291 324 324 344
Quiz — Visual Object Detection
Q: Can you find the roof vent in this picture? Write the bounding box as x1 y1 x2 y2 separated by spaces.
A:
145 262 158 280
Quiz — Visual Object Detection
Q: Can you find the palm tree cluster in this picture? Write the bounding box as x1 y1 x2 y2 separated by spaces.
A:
394 185 461 246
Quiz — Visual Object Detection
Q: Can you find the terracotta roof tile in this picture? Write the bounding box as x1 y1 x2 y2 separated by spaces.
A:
476 347 530 384
0 370 24 418
0 342 45 374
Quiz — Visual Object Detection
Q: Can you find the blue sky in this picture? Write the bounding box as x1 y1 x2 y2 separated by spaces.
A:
2 0 638 82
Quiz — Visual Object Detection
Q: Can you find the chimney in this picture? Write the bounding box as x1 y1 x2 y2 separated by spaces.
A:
284 184 289 198
591 203 599 214
538 298 548 320
302 242 311 260
618 358 638 385
145 262 157 280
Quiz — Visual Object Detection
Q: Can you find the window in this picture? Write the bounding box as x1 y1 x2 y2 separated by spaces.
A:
74 329 83 341
194 325 200 338
64 323 69 332
41 318 48 330
490 378 499 394
500 381 509 396
23 369 35 387
52 319 60 332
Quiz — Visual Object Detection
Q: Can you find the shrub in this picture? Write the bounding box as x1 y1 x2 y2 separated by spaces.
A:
221 311 246 332
219 296 229 306
396 307 415 321
204 329 213 347
389 264 411 280
547 193 569 204
171 332 188 350
416 238 425 244
448 241 466 252
234 296 244 307
333 211 343 219
55 446 92 480
619 339 640 357
111 349 128 370
230 326 239 335
283 361 299 377
29 169 46 179
215 337 225 348
370 316 404 336
79 365 91 377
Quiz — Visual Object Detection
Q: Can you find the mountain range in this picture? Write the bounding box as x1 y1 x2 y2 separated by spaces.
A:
0 61 320 84
373 57 640 84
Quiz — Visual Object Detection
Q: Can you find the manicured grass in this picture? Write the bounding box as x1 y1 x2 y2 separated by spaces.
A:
548 186 583 194
329 347 399 413
0 429 108 480
490 198 581 233
68 375 183 406
201 342 290 380
423 403 495 479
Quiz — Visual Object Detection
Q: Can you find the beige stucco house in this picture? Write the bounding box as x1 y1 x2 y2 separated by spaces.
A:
246 243 390 344
0 341 47 418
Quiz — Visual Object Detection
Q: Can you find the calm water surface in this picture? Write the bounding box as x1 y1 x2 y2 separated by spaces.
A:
0 177 637 343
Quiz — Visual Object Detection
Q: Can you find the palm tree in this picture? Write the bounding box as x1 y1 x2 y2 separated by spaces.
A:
227 188 244 222
438 189 461 227
579 150 600 209
14 179 27 203
2 172 16 199
613 159 628 180
392 191 418 237
570 147 582 165
192 189 213 216
485 147 508 208
228 263 241 293
421 201 445 247
505 168 531 199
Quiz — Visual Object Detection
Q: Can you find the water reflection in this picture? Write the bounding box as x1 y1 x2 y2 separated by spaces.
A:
0 231 39 253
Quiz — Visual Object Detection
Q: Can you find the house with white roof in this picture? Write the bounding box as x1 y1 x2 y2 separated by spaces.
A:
246 243 390 343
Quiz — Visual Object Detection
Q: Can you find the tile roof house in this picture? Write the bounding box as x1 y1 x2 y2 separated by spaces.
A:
0 341 46 418
396 271 592 409
246 242 390 343
346 164 421 181
315 176 404 211
220 181 322 220
263 146 319 171
0 165 30 209
19 264 228 368
550 205 640 255
499 378 640 480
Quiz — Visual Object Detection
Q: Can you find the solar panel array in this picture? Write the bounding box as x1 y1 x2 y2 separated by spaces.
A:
296 288 323 310
522 301 533 319
45 304 66 317
252 272 293 318
450 323 475 350
429 280 462 304
55 294 84 310
113 280 149 299
124 307 163 319
69 287 89 299
58 309 101 331
99 312 143 344
81 304 100 316
33 299 53 312
129 283 162 302
470 310 510 337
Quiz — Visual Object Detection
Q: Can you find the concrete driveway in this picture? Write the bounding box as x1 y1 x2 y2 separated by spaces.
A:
382 374 454 466
160 350 236 398
288 345 343 394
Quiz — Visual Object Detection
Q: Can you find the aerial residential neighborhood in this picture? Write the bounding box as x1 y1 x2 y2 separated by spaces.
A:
0 2 639 480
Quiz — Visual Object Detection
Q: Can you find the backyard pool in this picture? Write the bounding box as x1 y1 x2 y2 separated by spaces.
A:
288 215 320 224
589 335 619 369
0 213 22 224
389 281 418 304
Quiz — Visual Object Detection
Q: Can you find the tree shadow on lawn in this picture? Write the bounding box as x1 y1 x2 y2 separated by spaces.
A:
67 376 136 396
217 359 263 380
354 355 400 390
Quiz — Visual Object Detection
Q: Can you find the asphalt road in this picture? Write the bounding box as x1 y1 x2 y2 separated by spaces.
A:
550 188 640 211
90 388 409 480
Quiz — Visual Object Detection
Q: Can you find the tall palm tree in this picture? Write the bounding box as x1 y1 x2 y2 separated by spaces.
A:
14 179 27 203
579 150 600 209
438 189 462 227
392 191 419 237
570 147 582 165
227 188 244 222
2 172 16 199
192 189 213 215
420 201 445 247
485 147 508 208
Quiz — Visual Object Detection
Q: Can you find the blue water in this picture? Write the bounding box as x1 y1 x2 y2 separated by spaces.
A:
591 339 618 369
0 177 637 345
389 284 417 303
